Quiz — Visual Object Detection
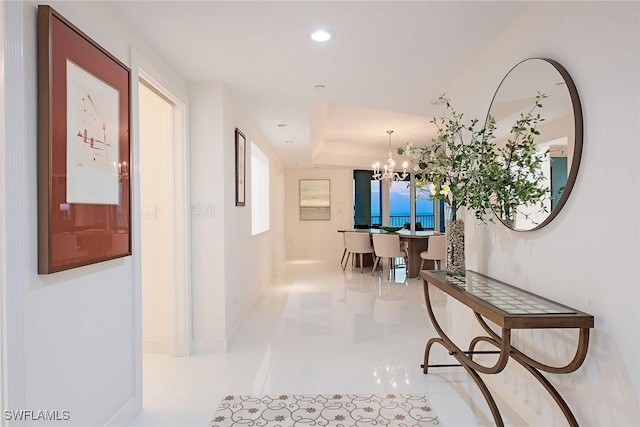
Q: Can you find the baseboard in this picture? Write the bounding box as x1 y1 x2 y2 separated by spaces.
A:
142 338 170 353
225 290 264 349
104 397 137 427
191 285 266 354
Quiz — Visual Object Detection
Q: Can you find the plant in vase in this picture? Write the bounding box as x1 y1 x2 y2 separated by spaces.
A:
398 93 549 271
399 96 497 272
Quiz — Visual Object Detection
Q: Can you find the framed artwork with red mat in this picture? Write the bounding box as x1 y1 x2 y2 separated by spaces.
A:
37 5 131 274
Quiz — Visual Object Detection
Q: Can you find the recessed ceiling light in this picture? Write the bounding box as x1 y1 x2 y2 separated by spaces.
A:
277 123 287 127
311 29 333 42
285 140 293 144
315 84 326 89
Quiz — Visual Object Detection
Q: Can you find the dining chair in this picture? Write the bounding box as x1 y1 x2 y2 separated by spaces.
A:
371 233 408 276
340 232 348 268
343 232 375 273
419 234 446 271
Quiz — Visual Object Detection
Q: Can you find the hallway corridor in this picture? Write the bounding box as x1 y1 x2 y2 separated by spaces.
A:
129 259 527 426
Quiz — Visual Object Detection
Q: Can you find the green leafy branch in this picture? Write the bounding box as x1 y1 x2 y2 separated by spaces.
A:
399 93 550 225
486 92 550 224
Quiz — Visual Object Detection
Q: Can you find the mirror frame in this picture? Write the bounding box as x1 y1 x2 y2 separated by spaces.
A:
487 58 583 231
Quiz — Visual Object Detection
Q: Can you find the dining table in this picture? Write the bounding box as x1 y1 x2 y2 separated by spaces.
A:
338 228 440 278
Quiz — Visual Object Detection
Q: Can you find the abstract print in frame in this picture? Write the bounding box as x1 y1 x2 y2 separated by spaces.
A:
300 179 330 220
37 6 131 274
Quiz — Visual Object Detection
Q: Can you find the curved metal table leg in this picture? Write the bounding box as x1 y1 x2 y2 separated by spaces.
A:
455 355 505 427
423 281 511 374
421 271 592 427
422 280 508 427
423 337 446 374
472 335 580 427
474 312 591 374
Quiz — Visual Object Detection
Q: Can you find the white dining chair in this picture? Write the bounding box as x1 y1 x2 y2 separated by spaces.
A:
371 233 408 276
343 232 375 273
419 234 446 271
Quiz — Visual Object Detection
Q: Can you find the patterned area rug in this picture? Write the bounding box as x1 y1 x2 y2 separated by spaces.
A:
210 393 440 426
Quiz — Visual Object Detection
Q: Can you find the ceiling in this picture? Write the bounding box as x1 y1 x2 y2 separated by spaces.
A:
110 1 530 169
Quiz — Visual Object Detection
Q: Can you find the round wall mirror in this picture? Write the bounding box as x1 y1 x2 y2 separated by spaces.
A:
487 58 583 231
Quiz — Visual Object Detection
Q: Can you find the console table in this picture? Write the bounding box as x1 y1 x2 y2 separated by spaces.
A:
420 270 594 427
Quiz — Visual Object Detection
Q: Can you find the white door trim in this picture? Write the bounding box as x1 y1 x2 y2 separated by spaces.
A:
130 48 192 411
137 69 191 358
1 3 28 425
0 2 29 426
1 1 6 422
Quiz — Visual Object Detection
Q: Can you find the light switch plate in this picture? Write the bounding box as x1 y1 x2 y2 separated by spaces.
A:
191 204 215 218
141 205 157 218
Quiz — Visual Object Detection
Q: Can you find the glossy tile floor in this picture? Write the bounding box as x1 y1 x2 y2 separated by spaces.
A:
129 259 528 427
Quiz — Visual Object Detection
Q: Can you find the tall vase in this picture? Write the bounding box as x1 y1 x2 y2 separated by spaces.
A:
445 219 465 273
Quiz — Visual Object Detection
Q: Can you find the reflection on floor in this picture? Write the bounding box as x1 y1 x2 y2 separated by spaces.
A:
129 259 528 427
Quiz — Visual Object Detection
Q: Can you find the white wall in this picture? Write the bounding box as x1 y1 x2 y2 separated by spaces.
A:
189 82 227 351
222 88 286 340
285 168 353 260
139 84 172 353
1 1 188 425
189 82 286 351
447 2 640 425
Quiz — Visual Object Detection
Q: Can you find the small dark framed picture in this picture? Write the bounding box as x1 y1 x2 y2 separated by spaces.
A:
235 128 246 206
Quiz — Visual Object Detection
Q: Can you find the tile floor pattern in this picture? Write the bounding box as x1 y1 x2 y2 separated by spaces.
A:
128 259 528 427
210 393 440 426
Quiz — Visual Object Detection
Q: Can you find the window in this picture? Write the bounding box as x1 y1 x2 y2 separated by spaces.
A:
389 180 411 227
389 180 435 229
251 141 270 235
370 180 381 225
415 187 435 230
353 171 436 229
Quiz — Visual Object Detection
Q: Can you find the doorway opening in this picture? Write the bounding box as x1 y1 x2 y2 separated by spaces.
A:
137 75 190 388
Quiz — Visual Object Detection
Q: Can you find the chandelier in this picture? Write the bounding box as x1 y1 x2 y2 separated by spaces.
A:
372 130 408 182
